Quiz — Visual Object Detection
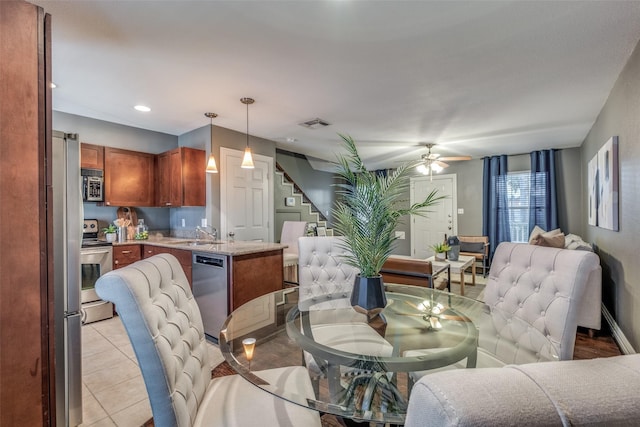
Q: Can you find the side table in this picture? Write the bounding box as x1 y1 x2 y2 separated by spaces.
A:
426 255 476 296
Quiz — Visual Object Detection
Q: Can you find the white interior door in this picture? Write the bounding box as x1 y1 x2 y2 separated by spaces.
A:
220 148 273 242
410 174 457 259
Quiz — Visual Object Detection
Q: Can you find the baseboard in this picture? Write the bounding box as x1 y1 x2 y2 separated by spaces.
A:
602 303 636 354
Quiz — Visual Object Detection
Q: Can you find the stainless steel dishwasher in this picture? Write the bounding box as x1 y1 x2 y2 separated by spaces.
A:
192 252 228 342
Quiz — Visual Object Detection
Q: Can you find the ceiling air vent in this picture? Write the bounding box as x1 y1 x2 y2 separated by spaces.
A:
299 118 331 129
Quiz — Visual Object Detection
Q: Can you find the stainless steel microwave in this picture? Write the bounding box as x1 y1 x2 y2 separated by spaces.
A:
81 168 104 202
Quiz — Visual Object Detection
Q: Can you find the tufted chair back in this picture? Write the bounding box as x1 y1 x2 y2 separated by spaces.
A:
297 236 359 309
484 242 600 360
95 254 211 427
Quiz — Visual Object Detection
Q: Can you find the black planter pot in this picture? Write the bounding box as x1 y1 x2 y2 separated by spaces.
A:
350 274 387 320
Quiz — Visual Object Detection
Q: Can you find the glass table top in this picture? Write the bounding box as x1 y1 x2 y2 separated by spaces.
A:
219 284 559 423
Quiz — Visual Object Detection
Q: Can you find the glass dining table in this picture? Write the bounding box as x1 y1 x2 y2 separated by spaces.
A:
219 283 559 424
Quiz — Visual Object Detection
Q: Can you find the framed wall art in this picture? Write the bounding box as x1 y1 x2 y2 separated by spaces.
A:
588 136 619 231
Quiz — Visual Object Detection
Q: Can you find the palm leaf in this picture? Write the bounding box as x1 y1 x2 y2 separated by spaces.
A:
331 134 446 277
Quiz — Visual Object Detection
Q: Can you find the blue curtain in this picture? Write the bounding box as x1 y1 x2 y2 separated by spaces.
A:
529 150 558 232
482 155 510 260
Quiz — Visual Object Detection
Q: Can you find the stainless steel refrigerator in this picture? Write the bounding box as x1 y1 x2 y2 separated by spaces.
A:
53 130 83 426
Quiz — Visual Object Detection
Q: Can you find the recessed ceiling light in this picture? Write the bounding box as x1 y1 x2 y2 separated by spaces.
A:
134 105 151 112
50 82 57 88
286 137 297 143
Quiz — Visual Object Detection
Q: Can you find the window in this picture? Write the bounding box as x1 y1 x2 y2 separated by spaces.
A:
506 172 531 242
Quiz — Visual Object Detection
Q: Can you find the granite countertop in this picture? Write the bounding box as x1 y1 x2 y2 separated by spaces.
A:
111 235 287 256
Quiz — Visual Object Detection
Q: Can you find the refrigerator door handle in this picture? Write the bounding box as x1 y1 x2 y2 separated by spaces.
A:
66 313 83 426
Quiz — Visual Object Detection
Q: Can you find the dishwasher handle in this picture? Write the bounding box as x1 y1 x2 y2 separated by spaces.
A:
194 254 225 268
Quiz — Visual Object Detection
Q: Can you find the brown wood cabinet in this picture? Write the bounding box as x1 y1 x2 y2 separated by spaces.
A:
230 250 284 310
113 244 142 269
104 147 155 206
0 2 53 424
142 245 193 286
80 143 104 169
156 147 205 207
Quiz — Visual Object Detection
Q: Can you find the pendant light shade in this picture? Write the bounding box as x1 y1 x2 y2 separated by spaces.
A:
205 112 218 174
240 97 255 169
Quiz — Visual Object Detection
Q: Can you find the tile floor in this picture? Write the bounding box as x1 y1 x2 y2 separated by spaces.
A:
80 316 224 427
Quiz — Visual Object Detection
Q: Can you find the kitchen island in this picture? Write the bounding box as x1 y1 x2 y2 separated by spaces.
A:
112 237 287 311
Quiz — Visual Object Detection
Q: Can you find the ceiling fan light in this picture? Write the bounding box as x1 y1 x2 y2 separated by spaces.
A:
431 163 443 173
416 164 428 175
241 146 255 169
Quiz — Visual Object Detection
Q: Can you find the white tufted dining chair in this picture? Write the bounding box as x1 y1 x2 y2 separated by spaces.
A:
481 241 600 361
280 221 307 283
296 237 394 389
406 241 601 381
95 253 321 427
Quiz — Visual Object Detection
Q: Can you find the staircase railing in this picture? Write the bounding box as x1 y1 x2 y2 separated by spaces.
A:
275 162 329 222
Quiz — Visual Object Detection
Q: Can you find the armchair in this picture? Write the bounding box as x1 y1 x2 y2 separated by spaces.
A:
457 235 490 277
95 254 320 427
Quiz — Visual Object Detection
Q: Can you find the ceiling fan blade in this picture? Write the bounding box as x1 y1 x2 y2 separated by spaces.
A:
433 160 449 168
439 156 472 161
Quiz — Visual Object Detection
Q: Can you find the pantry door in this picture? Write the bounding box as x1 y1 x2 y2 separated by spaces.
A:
410 174 457 259
220 148 273 242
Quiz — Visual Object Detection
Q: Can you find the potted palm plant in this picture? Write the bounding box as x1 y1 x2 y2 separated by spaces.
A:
332 134 444 319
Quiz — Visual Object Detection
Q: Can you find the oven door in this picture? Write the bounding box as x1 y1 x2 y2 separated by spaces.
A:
80 246 113 303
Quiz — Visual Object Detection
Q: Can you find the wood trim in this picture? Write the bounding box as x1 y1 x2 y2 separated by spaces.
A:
42 8 54 426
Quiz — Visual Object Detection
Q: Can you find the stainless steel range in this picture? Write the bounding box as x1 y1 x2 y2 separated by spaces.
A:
81 219 113 323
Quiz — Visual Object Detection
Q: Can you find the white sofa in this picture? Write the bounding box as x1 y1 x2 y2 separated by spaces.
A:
405 354 640 426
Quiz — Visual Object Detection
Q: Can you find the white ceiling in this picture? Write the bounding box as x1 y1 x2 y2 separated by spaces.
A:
34 0 640 170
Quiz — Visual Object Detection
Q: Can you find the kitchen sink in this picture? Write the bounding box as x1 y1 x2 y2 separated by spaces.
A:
170 240 223 246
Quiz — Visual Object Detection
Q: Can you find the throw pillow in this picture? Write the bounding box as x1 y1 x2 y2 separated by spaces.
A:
460 241 485 253
528 225 547 243
533 233 565 248
528 226 562 244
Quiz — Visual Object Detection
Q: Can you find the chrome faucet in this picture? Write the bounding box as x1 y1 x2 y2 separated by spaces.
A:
195 226 218 242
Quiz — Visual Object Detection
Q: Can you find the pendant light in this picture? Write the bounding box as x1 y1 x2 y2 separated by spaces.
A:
204 112 218 174
240 97 255 169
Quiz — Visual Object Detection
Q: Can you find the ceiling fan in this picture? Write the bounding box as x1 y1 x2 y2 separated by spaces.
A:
416 143 472 178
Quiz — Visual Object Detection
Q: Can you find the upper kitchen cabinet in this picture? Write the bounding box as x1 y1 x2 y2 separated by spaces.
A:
104 147 155 206
81 143 104 169
157 147 205 207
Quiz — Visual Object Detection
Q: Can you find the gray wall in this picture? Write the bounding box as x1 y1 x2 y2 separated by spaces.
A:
390 148 583 256
581 38 640 350
53 111 177 153
275 150 336 224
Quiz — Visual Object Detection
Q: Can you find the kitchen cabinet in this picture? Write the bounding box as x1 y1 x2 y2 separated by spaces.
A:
229 249 283 310
81 142 104 169
104 147 155 206
156 147 205 207
113 244 141 269
142 245 193 286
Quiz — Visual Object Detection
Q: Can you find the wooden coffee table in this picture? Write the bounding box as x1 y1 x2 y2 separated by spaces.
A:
426 255 476 296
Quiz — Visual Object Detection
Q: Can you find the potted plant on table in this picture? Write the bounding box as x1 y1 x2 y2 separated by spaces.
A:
431 242 451 261
102 224 117 243
332 134 444 319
